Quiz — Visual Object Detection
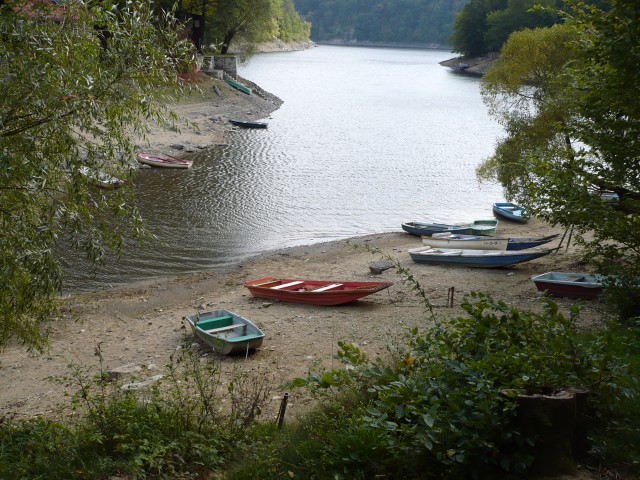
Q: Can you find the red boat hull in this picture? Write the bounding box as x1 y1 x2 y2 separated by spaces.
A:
244 277 393 306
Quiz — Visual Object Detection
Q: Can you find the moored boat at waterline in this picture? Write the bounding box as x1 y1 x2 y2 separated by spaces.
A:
184 309 265 355
492 202 530 223
423 233 509 250
423 233 559 251
408 246 551 268
243 277 393 306
401 222 474 237
229 119 268 129
471 219 499 235
137 152 193 169
531 272 609 299
79 166 123 189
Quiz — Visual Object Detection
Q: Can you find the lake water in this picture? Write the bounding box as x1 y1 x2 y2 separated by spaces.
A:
62 46 504 292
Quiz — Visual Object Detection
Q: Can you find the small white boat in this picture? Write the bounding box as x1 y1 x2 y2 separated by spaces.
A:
137 152 193 169
184 309 265 355
79 166 123 189
423 233 509 250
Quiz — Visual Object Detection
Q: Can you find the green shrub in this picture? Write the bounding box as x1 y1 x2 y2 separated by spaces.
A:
0 345 273 479
278 293 638 479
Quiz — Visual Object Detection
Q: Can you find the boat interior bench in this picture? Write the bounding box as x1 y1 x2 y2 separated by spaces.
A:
564 275 586 282
313 283 343 292
228 333 263 343
250 279 281 288
204 324 246 334
271 280 304 290
196 315 240 332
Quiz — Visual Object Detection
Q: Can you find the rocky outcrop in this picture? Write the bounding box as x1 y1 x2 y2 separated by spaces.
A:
439 54 498 77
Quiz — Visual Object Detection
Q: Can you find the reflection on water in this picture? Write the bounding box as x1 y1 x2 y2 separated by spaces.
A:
62 46 503 292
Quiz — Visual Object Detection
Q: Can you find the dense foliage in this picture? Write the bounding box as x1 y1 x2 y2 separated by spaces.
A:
0 0 192 351
169 0 310 54
228 293 639 479
293 0 468 46
1 292 637 478
451 0 562 56
0 347 274 479
478 0 640 313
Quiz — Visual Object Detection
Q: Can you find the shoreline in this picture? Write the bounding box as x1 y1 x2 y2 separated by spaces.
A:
1 221 609 421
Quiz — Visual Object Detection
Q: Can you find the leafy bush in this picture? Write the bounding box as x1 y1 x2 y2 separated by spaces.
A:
275 293 638 479
0 345 273 479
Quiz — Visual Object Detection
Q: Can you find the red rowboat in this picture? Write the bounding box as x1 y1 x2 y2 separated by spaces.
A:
137 152 193 169
243 276 393 306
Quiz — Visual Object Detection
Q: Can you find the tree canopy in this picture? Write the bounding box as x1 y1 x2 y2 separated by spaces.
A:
293 0 468 46
478 0 640 315
0 0 192 351
451 0 562 56
172 0 310 54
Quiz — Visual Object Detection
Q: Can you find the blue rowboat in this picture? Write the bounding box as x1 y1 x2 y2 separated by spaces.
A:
493 202 530 223
408 246 551 268
185 309 265 355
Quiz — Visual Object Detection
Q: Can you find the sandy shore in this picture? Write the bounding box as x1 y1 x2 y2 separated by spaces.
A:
0 218 608 420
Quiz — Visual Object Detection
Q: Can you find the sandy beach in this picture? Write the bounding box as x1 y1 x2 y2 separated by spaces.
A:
0 215 608 421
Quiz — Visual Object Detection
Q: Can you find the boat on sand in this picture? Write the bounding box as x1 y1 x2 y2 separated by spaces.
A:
531 272 610 299
423 233 559 251
408 246 551 268
243 276 393 306
493 202 530 223
184 309 265 355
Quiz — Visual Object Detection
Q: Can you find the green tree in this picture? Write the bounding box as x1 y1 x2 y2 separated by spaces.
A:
294 0 467 46
451 0 508 56
478 0 640 315
451 0 563 56
484 0 560 52
277 0 311 42
206 0 280 54
0 0 192 351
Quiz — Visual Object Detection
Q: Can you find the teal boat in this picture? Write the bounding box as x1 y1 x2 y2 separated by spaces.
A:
225 78 252 95
185 309 264 355
471 219 498 236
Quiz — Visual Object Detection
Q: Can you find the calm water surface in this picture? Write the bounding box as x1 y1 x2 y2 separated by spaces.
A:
63 46 504 291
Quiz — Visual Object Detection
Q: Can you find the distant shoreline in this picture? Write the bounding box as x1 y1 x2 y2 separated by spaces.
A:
315 40 451 50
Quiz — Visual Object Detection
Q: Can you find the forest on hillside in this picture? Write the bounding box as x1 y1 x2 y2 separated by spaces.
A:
292 0 468 47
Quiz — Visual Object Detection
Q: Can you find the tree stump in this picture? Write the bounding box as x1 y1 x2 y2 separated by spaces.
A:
502 388 589 476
